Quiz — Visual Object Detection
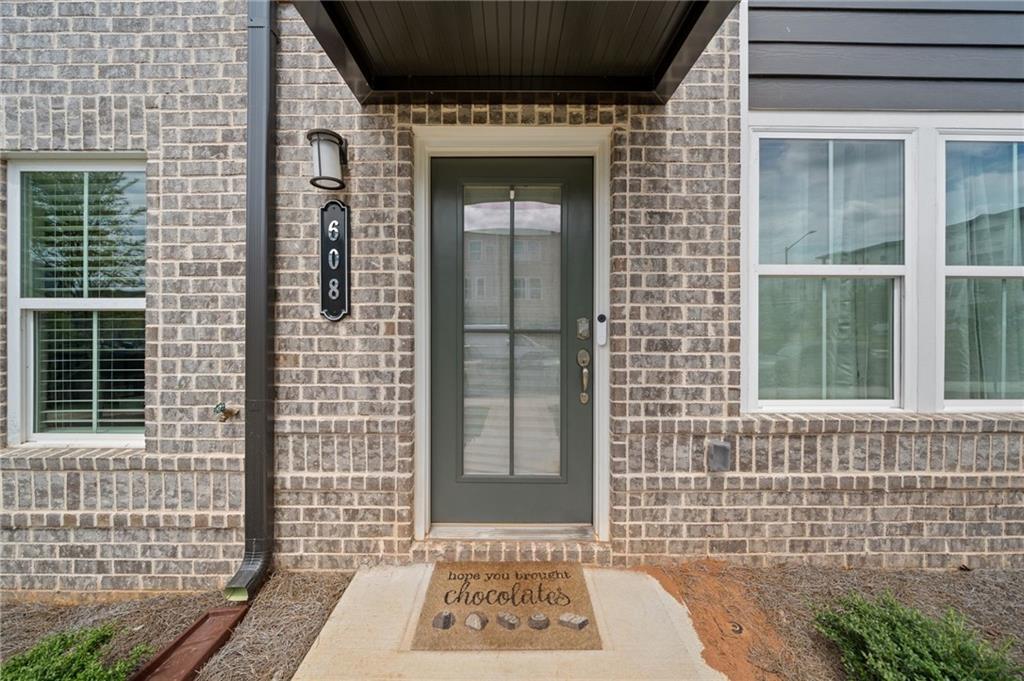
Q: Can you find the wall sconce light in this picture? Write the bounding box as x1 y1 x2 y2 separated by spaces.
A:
306 129 347 190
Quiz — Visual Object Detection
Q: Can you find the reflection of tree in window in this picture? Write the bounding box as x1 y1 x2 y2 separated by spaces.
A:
23 171 145 299
21 170 146 433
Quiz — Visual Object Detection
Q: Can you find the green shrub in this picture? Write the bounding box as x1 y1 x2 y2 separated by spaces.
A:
815 592 1021 681
0 625 150 681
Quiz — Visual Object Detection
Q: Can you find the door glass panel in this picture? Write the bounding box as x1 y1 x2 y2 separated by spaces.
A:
514 186 561 330
514 333 561 475
463 332 510 475
464 186 510 326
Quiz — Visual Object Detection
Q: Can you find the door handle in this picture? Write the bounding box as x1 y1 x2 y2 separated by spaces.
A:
576 349 591 405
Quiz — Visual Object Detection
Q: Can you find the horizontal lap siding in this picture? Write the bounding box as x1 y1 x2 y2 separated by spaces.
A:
748 1 1024 111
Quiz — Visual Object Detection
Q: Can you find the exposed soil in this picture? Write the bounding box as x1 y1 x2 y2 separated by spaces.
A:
657 560 1024 681
0 571 350 681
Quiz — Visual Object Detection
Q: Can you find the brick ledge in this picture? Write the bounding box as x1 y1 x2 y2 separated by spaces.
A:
0 447 243 472
615 413 1024 436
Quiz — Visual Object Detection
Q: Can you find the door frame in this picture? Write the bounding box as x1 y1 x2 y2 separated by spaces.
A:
412 125 613 542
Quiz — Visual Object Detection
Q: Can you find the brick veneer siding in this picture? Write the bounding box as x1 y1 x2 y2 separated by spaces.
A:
0 1 1021 591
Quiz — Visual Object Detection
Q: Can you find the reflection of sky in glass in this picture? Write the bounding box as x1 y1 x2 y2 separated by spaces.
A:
946 142 1021 224
946 141 1023 267
464 185 560 235
759 139 903 265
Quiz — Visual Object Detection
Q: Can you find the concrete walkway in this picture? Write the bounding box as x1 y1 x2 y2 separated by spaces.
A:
293 564 726 680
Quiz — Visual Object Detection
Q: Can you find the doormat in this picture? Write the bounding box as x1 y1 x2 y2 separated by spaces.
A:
410 562 602 651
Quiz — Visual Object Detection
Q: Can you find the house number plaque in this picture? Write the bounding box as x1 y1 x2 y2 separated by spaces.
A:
320 199 351 321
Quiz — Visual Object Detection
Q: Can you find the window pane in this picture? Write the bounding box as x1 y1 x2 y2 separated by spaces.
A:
946 142 1024 267
22 170 146 298
513 185 561 330
463 332 510 475
945 278 1024 400
35 310 145 433
87 172 147 297
35 311 93 431
22 172 86 297
464 186 509 326
759 278 894 400
98 312 145 429
514 333 560 476
759 139 904 265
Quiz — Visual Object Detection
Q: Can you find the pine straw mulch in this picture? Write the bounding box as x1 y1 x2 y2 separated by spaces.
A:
0 571 350 681
195 571 349 681
658 560 1024 681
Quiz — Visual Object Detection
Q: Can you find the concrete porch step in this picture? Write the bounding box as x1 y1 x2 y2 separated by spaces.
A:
293 563 725 680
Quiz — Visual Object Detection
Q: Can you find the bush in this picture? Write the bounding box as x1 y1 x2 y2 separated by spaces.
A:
0 625 150 681
815 592 1021 681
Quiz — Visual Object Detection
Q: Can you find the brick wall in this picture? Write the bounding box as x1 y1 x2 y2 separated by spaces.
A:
0 1 1021 591
0 0 248 589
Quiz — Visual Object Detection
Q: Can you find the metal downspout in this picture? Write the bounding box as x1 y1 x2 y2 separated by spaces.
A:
225 0 277 602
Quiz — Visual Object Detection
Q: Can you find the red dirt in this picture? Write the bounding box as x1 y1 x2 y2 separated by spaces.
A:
642 561 791 681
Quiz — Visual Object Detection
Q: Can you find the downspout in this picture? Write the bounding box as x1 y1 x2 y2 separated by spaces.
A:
225 0 277 601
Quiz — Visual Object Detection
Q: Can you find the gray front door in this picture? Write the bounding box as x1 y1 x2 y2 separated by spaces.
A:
431 157 594 524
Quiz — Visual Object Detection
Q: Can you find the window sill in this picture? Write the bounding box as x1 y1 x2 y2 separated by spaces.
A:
21 435 145 449
0 446 242 472
632 412 1024 436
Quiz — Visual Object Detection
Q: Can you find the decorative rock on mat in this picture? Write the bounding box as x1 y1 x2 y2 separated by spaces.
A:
432 611 455 630
465 611 488 631
497 612 520 630
558 613 590 630
528 613 550 630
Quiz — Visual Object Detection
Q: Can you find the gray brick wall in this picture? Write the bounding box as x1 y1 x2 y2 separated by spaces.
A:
1 1 1021 591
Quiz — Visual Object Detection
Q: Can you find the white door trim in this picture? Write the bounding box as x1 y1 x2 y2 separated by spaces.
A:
411 125 613 542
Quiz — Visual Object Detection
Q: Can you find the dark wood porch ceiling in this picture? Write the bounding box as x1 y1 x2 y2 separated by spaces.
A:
294 1 737 104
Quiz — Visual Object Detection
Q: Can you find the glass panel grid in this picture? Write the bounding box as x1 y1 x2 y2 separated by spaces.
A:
757 138 904 403
461 184 563 477
943 141 1024 400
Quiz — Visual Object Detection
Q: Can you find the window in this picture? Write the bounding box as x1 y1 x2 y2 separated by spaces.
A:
943 140 1024 403
745 113 1023 413
8 161 146 444
754 136 906 408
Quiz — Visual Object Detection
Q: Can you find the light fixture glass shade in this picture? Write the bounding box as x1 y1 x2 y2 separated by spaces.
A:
306 129 345 190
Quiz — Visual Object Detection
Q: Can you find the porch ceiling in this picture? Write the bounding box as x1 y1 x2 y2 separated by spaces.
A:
293 1 737 104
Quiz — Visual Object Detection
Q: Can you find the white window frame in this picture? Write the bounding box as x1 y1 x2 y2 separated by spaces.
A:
741 111 1024 414
937 131 1024 412
6 157 147 447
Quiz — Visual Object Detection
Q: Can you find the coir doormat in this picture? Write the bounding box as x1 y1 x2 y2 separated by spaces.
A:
410 562 602 651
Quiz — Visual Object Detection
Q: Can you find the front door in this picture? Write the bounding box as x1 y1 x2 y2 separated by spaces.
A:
431 157 594 524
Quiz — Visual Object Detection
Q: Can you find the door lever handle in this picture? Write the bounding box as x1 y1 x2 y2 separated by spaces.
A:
576 349 591 405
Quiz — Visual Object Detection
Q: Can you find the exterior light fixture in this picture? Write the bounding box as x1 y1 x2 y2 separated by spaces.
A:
306 128 347 190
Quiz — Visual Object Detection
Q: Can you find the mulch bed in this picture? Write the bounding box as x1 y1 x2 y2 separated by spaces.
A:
660 560 1024 681
0 571 350 681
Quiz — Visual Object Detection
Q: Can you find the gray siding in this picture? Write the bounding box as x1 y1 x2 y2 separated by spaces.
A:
748 1 1024 111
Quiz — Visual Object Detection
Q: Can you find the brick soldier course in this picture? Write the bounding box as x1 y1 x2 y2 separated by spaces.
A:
0 1 1021 591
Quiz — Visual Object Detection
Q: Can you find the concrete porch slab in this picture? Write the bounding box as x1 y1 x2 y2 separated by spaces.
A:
293 564 726 680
